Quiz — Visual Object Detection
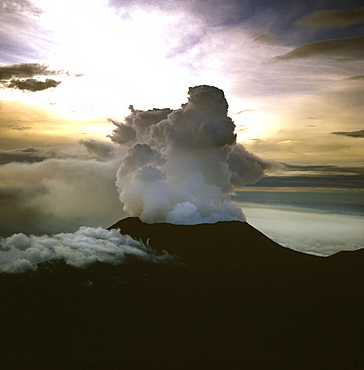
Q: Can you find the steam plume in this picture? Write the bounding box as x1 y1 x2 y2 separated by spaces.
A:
110 85 277 224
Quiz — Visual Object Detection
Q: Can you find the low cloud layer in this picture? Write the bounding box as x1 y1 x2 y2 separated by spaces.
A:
250 163 364 189
0 141 127 236
0 226 172 274
236 202 364 257
110 85 279 224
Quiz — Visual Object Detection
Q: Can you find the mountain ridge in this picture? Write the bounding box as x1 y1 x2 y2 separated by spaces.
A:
1 217 363 369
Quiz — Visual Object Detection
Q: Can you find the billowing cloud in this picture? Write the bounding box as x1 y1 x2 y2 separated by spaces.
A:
108 106 173 144
0 226 172 274
296 7 364 29
0 81 281 232
274 36 364 61
332 129 364 138
113 85 279 224
228 143 282 186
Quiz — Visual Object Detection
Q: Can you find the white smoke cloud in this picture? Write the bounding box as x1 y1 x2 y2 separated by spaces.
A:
110 85 278 224
0 85 278 239
0 227 172 274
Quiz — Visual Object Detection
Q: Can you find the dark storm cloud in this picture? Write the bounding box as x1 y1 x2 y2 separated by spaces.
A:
296 6 364 28
273 36 364 61
331 129 364 138
6 78 61 92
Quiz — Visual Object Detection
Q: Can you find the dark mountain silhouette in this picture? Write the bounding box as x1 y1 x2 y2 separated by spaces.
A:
1 217 363 369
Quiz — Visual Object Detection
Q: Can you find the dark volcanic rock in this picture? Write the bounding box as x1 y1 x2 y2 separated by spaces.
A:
1 218 363 369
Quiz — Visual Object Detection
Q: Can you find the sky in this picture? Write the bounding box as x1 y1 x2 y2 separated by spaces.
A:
0 0 363 259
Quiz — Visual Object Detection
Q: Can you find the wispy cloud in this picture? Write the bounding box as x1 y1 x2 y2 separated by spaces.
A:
273 36 364 61
1 124 31 131
248 164 364 189
332 129 364 138
0 2 45 63
296 6 364 29
344 75 364 81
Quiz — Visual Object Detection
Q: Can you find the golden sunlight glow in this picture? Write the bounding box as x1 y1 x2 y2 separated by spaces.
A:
232 110 281 143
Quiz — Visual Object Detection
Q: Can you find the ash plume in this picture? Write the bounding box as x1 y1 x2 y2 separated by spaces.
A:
109 85 277 224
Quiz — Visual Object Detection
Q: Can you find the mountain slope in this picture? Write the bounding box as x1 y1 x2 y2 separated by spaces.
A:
1 218 363 369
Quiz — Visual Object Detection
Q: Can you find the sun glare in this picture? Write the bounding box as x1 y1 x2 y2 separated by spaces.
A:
26 0 195 122
232 109 279 144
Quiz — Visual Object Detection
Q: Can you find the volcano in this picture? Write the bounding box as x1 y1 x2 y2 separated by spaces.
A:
1 218 363 369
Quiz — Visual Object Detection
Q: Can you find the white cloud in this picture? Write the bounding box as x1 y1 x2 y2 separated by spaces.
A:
0 226 173 273
112 86 278 224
